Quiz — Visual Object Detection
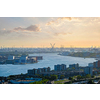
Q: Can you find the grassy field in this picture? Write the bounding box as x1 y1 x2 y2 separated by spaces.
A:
54 79 69 84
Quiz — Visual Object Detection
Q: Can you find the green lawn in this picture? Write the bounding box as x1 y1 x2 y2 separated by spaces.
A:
54 79 69 84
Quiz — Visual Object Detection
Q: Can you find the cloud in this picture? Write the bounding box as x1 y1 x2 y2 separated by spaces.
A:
46 20 56 26
46 17 78 26
0 25 41 35
14 25 41 32
54 32 72 36
57 17 72 21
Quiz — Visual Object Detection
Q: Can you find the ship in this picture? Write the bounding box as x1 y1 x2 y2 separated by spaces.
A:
58 51 70 56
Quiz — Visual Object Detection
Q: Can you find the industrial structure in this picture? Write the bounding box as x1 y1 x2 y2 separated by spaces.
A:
0 55 43 65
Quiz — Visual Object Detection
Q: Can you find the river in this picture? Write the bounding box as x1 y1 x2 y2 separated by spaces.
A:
0 53 96 76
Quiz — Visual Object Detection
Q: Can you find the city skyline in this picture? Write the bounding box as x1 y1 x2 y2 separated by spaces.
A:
0 17 100 48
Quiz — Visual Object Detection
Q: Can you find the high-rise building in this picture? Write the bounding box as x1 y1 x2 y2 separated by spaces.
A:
93 60 100 67
84 67 93 76
69 63 79 69
28 67 50 76
54 64 66 71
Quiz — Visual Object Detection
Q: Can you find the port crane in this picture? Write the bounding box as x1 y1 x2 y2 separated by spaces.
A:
50 43 55 52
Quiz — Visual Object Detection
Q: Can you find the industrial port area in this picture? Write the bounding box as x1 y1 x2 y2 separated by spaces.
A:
0 44 100 53
0 45 100 65
0 55 43 65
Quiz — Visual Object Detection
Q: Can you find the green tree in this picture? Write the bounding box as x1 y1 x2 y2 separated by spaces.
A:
30 79 49 84
69 77 73 80
72 67 75 70
27 76 30 78
81 76 85 79
30 81 42 84
50 75 58 81
60 75 65 79
98 72 100 74
86 74 91 78
73 76 76 79
21 73 23 75
77 75 82 80
92 75 95 78
88 80 95 84
80 69 84 71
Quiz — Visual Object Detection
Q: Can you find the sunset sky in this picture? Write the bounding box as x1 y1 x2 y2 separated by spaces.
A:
0 17 100 48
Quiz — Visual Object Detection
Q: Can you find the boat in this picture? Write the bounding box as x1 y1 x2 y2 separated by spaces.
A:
58 51 70 56
95 58 100 60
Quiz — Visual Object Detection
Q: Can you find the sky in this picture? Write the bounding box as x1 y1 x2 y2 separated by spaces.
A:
0 17 100 48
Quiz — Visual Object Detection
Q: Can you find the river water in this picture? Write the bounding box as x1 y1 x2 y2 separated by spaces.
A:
0 53 96 77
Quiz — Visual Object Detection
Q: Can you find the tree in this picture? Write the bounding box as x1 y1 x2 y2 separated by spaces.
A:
67 68 71 71
80 69 84 71
21 73 23 75
60 75 65 79
88 80 95 84
98 72 100 74
50 75 58 81
77 75 82 80
72 67 75 70
30 79 49 84
73 76 76 79
86 74 91 78
30 81 42 84
81 76 85 79
92 75 95 78
69 77 73 80
27 76 30 78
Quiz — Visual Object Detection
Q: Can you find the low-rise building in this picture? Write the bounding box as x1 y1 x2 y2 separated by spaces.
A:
27 57 37 64
8 55 15 60
19 55 28 64
14 59 20 64
6 60 14 64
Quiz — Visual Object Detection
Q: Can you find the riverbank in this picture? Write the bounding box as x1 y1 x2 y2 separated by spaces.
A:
59 52 100 59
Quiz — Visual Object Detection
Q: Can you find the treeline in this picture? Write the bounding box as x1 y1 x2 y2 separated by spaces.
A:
68 52 100 58
30 75 58 84
64 74 95 84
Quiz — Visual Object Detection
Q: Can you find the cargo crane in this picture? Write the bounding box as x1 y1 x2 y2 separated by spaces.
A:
60 45 64 52
50 43 55 52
